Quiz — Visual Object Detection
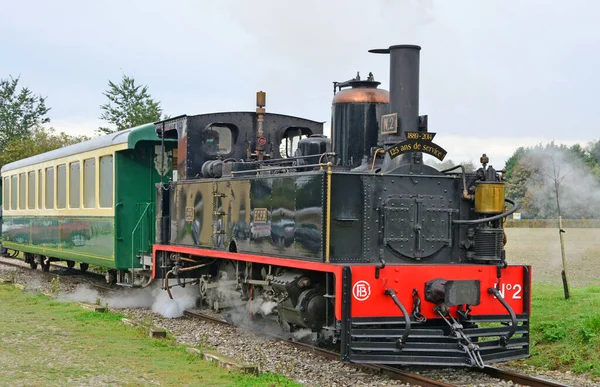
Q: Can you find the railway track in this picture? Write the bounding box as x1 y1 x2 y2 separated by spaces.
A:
183 309 570 387
0 255 114 292
0 256 572 387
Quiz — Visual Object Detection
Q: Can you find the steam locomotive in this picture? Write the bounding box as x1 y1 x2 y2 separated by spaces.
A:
152 44 529 367
1 44 529 367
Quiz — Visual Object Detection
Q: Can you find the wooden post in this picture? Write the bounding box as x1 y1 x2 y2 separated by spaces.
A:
558 215 570 300
554 175 570 300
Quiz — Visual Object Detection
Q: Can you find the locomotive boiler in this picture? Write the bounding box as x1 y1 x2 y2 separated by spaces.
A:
150 44 529 367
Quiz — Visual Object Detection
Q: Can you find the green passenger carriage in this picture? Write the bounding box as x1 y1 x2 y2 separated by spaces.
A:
0 124 173 281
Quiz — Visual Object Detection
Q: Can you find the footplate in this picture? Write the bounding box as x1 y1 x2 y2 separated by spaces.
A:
342 315 529 366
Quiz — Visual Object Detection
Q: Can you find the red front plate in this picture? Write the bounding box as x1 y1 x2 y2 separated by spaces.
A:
350 265 530 319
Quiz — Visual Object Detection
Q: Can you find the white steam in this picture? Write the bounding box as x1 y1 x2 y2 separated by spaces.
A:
292 328 313 341
57 283 198 319
151 285 198 318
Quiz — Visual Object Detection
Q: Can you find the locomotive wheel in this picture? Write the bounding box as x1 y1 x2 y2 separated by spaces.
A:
66 260 75 269
80 263 89 273
29 261 38 270
41 259 51 272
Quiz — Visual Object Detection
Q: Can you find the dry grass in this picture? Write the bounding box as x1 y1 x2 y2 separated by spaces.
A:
505 228 600 287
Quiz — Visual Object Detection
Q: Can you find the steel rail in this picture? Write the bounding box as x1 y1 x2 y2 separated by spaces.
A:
183 309 572 387
183 309 453 387
0 256 113 292
479 366 573 387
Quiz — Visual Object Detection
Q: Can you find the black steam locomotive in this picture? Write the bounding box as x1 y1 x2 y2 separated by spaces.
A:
152 44 529 367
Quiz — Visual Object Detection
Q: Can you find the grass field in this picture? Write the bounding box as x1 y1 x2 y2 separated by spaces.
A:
0 283 299 387
505 228 600 378
513 284 600 377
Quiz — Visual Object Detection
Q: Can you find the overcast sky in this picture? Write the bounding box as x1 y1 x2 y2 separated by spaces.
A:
1 0 598 167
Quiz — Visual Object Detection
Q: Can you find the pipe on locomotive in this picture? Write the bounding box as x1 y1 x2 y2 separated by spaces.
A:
370 44 421 172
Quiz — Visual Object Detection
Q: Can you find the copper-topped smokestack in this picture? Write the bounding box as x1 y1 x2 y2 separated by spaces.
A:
370 44 421 171
331 73 389 169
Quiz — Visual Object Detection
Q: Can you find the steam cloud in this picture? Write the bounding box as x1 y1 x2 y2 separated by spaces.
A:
57 278 316 342
58 283 198 319
513 148 600 219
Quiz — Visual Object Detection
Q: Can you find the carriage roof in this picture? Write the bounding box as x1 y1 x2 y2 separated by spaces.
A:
1 123 159 173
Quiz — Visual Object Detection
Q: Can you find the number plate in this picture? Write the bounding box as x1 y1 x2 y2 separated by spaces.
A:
445 280 481 306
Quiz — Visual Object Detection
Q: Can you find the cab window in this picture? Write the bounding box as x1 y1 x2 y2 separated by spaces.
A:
280 127 312 158
202 124 235 156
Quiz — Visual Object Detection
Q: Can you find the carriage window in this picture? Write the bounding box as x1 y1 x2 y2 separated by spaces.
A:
38 170 43 209
45 167 54 209
83 158 96 208
19 173 26 209
280 127 311 158
28 171 35 209
11 175 17 210
3 177 9 210
203 125 234 155
70 162 80 208
57 164 66 209
99 155 113 208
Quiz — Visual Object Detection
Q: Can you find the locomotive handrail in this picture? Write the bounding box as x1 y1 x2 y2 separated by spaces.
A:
384 289 411 348
452 198 520 225
440 164 472 200
257 152 337 164
230 162 330 175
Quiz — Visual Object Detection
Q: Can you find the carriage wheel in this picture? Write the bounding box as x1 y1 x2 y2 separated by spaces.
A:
41 258 51 272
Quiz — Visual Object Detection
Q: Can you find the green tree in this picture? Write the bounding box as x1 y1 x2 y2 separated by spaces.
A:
98 75 162 134
0 125 89 167
0 76 51 148
504 146 526 181
586 139 600 179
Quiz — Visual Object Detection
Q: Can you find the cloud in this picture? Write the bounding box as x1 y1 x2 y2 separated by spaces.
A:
1 0 598 152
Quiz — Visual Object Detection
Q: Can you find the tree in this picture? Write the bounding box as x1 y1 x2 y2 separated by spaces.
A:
503 146 526 181
505 141 600 219
0 76 51 148
0 125 89 167
98 75 162 134
544 153 570 299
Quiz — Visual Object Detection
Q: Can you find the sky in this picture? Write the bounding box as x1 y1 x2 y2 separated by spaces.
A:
1 0 598 168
